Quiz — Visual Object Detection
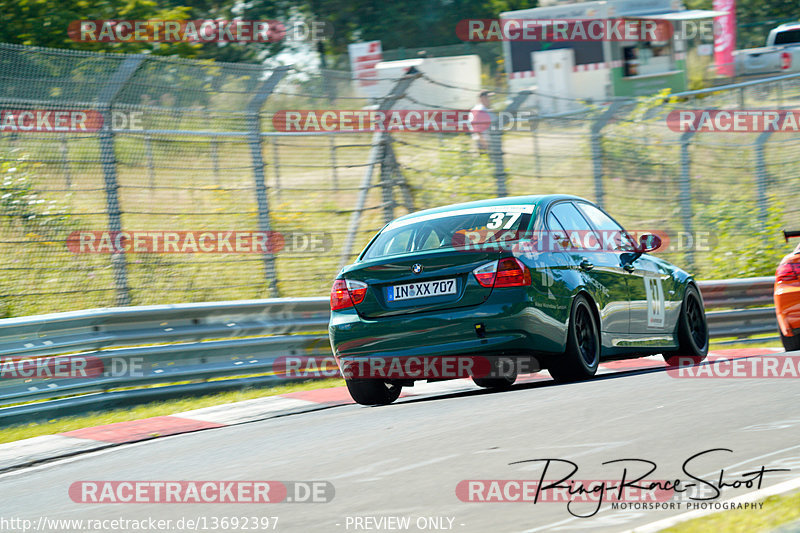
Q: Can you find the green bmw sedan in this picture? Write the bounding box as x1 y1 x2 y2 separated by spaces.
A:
328 195 708 405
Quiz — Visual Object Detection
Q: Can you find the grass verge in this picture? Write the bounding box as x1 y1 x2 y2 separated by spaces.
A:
661 490 800 533
0 378 344 445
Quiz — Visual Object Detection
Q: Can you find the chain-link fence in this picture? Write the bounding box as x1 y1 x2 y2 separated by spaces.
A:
1 42 799 317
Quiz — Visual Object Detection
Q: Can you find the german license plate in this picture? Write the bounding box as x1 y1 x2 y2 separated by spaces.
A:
387 278 457 302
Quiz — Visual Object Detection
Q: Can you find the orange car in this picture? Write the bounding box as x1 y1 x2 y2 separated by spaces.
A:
775 230 800 351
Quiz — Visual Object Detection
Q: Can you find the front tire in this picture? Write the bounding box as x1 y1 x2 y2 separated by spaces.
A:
549 295 600 383
344 379 402 405
664 284 709 366
781 331 800 352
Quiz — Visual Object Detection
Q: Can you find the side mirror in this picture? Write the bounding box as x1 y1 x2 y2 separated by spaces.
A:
639 234 662 253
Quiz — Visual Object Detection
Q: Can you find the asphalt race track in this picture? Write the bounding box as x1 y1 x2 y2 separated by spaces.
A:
2 351 800 533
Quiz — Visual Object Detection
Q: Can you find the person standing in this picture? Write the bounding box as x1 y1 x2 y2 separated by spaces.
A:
469 90 496 153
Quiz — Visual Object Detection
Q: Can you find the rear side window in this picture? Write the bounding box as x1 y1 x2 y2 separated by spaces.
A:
546 213 571 250
575 202 637 251
362 205 534 260
548 202 598 249
774 29 800 45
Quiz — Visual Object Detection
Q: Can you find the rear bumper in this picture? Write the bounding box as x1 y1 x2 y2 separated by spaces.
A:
329 294 566 364
775 282 800 336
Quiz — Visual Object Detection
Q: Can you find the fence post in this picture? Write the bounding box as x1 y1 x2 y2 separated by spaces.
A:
487 130 507 196
270 138 282 200
97 55 144 307
59 133 72 189
385 141 414 212
679 128 699 272
144 133 155 189
489 90 531 197
319 63 340 192
330 138 339 192
590 101 624 209
339 67 422 268
754 130 774 228
378 136 395 224
210 137 220 187
246 66 290 297
530 115 541 180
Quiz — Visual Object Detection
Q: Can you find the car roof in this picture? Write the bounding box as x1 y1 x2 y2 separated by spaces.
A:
390 194 590 224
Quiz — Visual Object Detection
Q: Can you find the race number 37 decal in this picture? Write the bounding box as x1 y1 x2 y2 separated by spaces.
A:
486 212 522 230
644 275 665 328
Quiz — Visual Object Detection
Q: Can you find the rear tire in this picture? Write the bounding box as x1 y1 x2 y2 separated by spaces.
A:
549 295 600 383
781 331 800 352
664 284 709 367
344 379 402 405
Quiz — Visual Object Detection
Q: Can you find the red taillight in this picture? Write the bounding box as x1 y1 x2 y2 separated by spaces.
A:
472 258 531 288
776 260 800 282
473 261 497 287
495 257 532 287
347 280 368 304
330 279 368 310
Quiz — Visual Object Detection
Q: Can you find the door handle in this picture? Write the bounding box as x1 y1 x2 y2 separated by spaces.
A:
622 263 635 272
579 258 594 271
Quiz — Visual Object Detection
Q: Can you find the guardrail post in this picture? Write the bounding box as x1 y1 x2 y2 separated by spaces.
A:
679 128 699 272
339 67 422 268
754 129 774 228
97 55 145 307
590 101 624 209
247 66 290 297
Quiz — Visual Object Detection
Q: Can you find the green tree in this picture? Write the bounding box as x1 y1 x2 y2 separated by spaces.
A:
0 0 299 62
306 0 537 56
684 0 799 48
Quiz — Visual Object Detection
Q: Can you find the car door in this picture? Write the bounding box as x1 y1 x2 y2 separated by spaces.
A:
574 202 672 337
547 201 630 334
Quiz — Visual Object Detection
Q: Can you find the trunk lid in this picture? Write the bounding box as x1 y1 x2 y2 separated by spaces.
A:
341 250 502 318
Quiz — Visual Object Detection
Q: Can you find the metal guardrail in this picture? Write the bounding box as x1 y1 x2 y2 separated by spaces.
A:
0 298 332 423
698 277 775 309
0 277 778 423
698 277 777 341
0 297 330 358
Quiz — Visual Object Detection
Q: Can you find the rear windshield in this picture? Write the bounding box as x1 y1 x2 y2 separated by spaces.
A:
361 205 534 260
